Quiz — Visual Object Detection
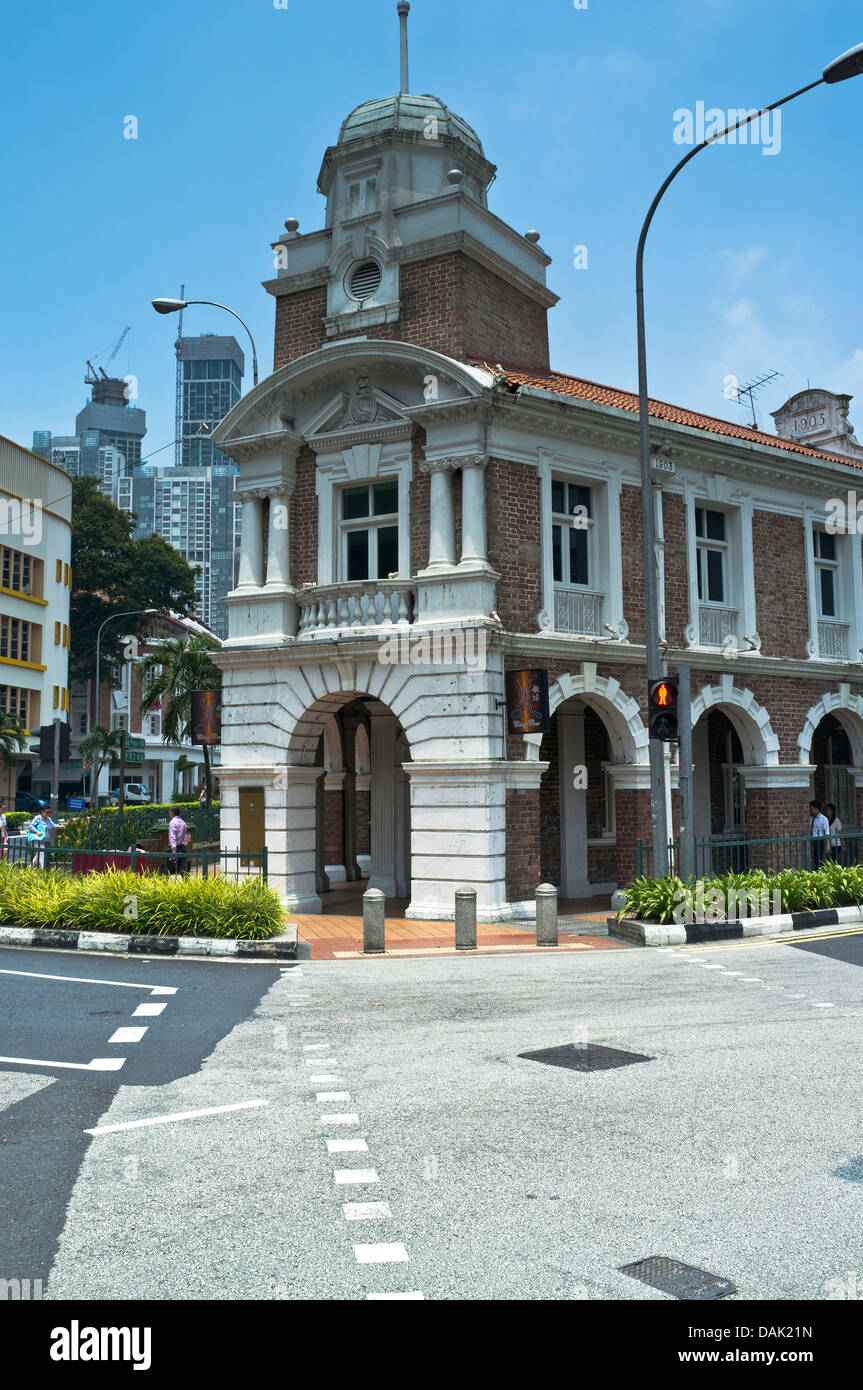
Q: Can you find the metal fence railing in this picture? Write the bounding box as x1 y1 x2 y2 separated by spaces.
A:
55 805 220 852
637 829 863 879
4 842 267 883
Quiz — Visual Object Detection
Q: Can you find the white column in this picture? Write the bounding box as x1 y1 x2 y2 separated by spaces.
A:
265 485 293 589
459 454 488 567
236 490 266 590
368 712 398 896
424 461 457 570
558 710 589 896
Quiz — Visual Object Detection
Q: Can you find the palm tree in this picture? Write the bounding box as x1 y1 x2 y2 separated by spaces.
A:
79 725 123 808
0 711 27 794
137 635 221 805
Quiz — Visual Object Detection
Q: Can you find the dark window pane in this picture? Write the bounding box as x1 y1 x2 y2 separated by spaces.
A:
376 525 399 578
347 530 369 580
570 528 589 586
696 550 703 600
820 566 836 617
706 548 724 602
706 509 725 541
551 480 565 513
818 530 836 561
569 484 592 518
373 481 398 516
552 525 562 582
343 486 370 520
695 507 704 538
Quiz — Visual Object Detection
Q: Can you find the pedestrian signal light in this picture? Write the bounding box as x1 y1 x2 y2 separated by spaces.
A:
648 678 679 742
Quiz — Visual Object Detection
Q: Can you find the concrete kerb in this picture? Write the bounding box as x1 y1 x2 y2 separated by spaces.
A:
610 904 863 947
0 923 298 960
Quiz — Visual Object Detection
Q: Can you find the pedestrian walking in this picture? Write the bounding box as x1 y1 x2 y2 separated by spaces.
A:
26 811 49 868
809 799 830 869
167 805 190 876
823 802 843 863
0 801 8 861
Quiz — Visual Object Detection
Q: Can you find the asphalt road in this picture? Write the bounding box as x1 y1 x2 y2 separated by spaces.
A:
1 929 861 1301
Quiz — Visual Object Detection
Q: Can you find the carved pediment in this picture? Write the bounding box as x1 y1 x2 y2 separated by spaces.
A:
304 378 413 443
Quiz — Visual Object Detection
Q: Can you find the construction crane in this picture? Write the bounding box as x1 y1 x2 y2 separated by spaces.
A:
85 325 131 384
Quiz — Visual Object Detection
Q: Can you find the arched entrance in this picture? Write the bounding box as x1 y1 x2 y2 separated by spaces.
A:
691 709 746 871
282 690 412 911
811 715 855 829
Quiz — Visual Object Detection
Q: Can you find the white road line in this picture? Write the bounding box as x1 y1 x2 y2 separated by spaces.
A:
304 1057 337 1066
354 1243 409 1264
343 1202 391 1220
327 1138 368 1153
84 1099 269 1135
334 1169 379 1185
319 1114 360 1125
0 968 177 994
813 1002 835 1008
742 977 762 983
0 1055 125 1072
108 1027 148 1044
701 965 725 970
303 1044 330 1051
367 1292 424 1300
316 1092 350 1103
132 1003 167 1017
309 1074 340 1083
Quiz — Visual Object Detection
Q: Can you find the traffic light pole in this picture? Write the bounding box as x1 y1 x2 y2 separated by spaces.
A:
118 731 127 819
677 664 696 883
50 718 61 821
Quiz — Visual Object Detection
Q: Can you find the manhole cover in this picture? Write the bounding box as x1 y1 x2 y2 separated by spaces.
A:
834 1156 863 1184
518 1043 653 1072
619 1256 737 1300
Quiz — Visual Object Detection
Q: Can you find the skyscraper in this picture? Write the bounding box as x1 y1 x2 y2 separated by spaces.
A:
178 335 244 469
33 376 146 483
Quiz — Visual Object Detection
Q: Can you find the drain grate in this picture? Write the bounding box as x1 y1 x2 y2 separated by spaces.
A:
518 1042 653 1072
834 1156 863 1184
619 1256 737 1301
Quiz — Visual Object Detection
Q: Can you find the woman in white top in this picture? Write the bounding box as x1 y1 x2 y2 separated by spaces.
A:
823 802 843 861
0 801 7 860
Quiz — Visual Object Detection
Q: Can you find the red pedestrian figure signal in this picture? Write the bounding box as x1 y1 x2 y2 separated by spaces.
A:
648 678 679 741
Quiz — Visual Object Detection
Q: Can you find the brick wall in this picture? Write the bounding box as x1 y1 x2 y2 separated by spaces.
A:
291 446 318 587
356 787 370 855
488 458 542 632
662 492 689 647
410 430 430 576
753 510 809 659
620 484 646 645
272 252 550 373
324 787 343 865
505 788 541 901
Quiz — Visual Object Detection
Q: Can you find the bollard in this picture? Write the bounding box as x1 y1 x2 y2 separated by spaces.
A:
454 887 477 951
363 887 386 954
536 883 558 947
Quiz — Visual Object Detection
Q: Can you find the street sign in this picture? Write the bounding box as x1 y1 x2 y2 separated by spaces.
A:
124 750 145 765
64 760 83 770
67 797 85 810
127 735 146 749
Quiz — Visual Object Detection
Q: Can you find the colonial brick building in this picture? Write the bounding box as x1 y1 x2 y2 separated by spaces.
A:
212 6 863 916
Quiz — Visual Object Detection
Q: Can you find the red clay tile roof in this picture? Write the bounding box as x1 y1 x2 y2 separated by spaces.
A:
494 366 863 472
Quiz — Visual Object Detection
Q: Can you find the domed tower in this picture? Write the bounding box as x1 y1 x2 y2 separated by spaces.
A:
267 2 557 372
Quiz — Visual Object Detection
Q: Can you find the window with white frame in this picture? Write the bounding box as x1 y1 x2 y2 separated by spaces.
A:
340 480 399 582
813 528 839 618
695 507 728 604
551 479 592 587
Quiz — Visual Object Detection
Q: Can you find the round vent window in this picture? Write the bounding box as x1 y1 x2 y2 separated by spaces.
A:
346 259 382 302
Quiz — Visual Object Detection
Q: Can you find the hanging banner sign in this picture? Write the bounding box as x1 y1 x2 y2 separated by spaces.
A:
191 689 223 746
505 669 550 735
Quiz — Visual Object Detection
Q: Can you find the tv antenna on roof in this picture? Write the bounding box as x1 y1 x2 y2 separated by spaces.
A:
725 369 783 429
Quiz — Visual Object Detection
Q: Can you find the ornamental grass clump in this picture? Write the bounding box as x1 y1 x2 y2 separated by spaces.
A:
0 863 282 940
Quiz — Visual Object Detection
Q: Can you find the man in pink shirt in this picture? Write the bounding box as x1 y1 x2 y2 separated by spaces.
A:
167 806 189 875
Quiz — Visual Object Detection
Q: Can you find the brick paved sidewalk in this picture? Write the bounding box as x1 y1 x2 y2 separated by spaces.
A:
292 884 626 960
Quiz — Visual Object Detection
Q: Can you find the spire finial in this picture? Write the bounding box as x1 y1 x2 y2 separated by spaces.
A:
397 2 410 93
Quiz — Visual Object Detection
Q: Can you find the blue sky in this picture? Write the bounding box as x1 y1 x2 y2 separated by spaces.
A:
2 0 862 460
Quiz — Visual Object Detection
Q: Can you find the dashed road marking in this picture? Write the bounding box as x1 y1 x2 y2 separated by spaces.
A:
108 1027 148 1044
367 1291 424 1299
132 1003 167 1017
335 1169 379 1185
319 1114 360 1125
354 1242 409 1264
309 1074 341 1084
343 1202 391 1220
316 1092 350 1103
327 1138 368 1153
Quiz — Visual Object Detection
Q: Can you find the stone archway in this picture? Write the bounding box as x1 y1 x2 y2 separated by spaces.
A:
797 689 863 767
523 667 648 765
690 678 780 765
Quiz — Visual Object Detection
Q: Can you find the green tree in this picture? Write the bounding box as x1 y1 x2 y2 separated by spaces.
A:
137 636 222 804
79 725 123 808
70 478 200 684
0 710 27 770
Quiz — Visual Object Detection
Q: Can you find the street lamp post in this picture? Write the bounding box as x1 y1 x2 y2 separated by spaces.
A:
92 608 159 804
151 298 259 387
636 42 863 879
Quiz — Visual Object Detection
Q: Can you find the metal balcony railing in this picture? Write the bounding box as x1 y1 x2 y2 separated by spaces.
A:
817 618 849 660
554 588 603 637
698 603 738 648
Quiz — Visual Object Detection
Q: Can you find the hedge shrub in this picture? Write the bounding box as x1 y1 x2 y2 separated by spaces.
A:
0 863 283 939
620 860 863 923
